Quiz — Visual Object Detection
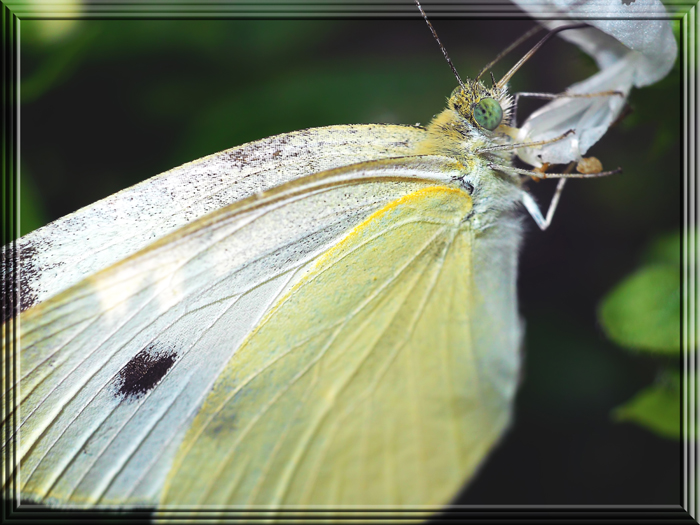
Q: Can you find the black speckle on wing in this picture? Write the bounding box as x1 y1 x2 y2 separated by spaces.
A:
2 241 41 323
115 344 177 402
1 243 17 324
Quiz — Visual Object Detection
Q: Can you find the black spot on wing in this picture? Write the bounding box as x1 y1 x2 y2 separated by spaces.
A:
2 241 41 323
115 344 177 402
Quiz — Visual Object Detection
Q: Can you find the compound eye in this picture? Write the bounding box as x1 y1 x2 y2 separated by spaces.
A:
473 97 503 131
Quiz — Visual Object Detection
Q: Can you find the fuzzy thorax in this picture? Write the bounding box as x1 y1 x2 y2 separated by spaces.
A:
412 78 523 230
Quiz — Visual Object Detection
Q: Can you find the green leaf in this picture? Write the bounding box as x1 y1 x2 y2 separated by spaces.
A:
599 264 680 354
642 229 696 267
613 371 681 439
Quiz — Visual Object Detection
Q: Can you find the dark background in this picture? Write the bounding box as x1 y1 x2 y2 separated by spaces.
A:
18 8 681 510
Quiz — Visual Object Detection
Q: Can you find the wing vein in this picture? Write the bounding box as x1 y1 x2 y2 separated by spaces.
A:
298 226 455 504
168 218 445 481
193 224 447 504
17 201 381 476
444 235 462 478
18 199 375 383
120 266 304 501
22 259 307 498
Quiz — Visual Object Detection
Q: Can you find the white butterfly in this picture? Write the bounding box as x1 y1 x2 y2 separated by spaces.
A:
3 0 676 518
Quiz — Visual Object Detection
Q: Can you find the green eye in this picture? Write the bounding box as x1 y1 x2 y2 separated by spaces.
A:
473 97 503 131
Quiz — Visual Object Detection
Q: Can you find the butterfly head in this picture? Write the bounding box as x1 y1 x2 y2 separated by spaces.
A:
448 80 512 133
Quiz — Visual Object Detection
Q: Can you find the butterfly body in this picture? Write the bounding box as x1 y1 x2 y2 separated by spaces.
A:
415 79 521 226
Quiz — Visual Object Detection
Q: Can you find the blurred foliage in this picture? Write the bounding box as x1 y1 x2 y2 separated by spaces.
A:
8 1 84 44
22 25 98 103
644 229 684 266
613 370 682 440
19 166 47 236
17 10 682 508
599 229 686 439
599 263 680 354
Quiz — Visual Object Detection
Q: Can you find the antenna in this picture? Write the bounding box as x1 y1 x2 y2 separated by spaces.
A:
475 25 543 81
496 23 589 89
414 0 466 90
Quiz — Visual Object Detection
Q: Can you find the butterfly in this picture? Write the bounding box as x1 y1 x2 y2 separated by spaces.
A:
3 3 632 519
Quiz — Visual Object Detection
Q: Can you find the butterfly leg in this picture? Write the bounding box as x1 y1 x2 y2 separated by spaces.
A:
490 162 620 229
476 128 574 154
510 90 624 127
488 163 622 179
520 179 567 231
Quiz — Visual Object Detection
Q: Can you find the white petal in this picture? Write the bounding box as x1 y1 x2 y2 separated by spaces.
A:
515 0 677 84
511 0 677 166
517 54 634 166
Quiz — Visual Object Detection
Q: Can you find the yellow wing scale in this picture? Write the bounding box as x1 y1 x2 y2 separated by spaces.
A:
161 186 510 511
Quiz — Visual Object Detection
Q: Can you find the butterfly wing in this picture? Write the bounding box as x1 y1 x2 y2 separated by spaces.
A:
7 124 428 319
160 184 521 513
5 153 524 511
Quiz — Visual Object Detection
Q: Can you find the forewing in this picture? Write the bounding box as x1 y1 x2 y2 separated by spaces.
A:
4 155 467 507
6 124 427 318
160 185 515 513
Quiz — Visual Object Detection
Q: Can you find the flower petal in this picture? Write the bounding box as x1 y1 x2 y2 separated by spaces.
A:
511 0 677 166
